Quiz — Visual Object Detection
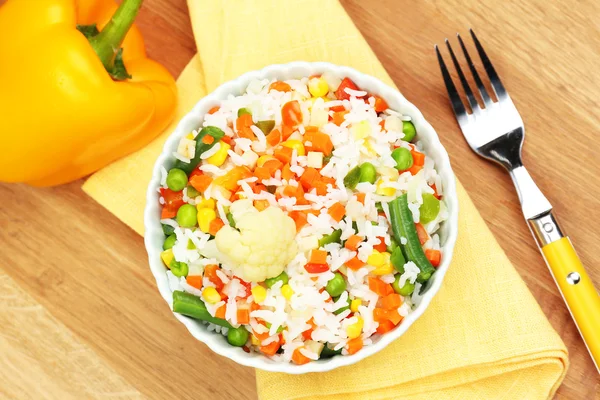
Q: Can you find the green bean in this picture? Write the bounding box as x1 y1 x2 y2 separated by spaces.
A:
237 107 252 117
392 275 415 296
265 322 285 333
319 229 342 247
172 290 232 328
255 120 275 135
169 260 189 277
390 246 406 273
176 204 197 228
163 234 177 250
402 121 416 142
333 295 351 315
326 273 347 297
226 212 236 228
343 166 361 189
320 344 343 358
389 194 435 281
162 222 175 236
387 236 399 254
359 162 377 184
227 327 249 347
419 193 440 224
173 126 225 175
265 271 288 288
166 168 188 191
186 185 200 198
391 147 413 171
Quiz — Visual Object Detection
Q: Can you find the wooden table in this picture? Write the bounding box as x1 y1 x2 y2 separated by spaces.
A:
1 0 599 398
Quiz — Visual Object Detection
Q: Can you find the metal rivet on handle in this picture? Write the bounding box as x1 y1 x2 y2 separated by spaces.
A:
543 222 554 233
566 272 581 285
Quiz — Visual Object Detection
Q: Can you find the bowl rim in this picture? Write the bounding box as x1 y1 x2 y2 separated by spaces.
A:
144 61 459 374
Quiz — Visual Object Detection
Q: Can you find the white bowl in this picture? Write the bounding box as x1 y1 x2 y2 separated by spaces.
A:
144 62 458 374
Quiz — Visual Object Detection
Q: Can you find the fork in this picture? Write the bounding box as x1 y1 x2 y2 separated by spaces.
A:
436 29 600 371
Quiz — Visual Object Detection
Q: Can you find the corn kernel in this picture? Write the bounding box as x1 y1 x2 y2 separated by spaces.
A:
346 316 364 339
206 141 231 166
160 248 174 268
378 166 399 180
367 250 386 267
375 179 396 197
350 299 362 312
362 139 377 157
384 115 403 132
350 120 371 140
257 155 277 167
308 76 329 97
251 334 260 346
196 197 216 210
281 140 305 156
252 285 267 304
372 262 394 275
281 284 294 300
197 208 217 233
202 287 221 304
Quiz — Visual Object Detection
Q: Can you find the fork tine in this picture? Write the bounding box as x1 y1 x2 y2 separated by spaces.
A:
445 38 480 113
435 44 468 122
457 33 493 107
470 29 508 100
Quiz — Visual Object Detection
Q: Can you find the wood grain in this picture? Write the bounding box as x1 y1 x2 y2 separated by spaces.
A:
0 0 599 399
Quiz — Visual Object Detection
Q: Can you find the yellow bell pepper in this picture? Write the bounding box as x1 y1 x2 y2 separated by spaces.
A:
0 0 177 186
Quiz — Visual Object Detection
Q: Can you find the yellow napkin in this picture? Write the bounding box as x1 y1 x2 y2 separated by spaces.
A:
83 0 569 398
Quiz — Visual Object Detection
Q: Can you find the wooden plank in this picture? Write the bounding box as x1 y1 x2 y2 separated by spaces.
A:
0 0 599 398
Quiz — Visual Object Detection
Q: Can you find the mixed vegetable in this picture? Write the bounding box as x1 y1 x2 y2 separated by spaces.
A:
157 74 446 363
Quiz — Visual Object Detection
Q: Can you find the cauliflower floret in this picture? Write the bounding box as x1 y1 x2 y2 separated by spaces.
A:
214 200 297 282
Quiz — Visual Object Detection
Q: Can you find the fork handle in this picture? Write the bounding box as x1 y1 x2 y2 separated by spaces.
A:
530 213 600 372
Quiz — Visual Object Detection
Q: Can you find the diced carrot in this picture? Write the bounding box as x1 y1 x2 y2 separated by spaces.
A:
415 223 429 245
411 150 425 166
237 126 256 140
407 164 422 175
312 179 329 195
289 210 308 232
253 183 267 194
254 327 270 342
373 307 389 323
346 337 363 355
294 185 308 205
204 264 224 290
304 263 329 273
372 95 389 113
373 237 387 252
299 167 320 190
282 124 294 141
209 218 225 236
376 320 395 334
208 105 220 114
236 113 253 131
250 302 260 312
202 135 215 145
274 146 293 164
281 100 303 126
346 256 365 271
254 166 271 181
237 308 250 325
161 206 177 219
309 249 328 265
305 131 333 155
379 120 386 131
355 192 366 204
266 128 282 147
281 163 294 180
332 110 348 126
263 159 283 175
189 173 213 193
292 347 312 365
282 185 298 198
185 275 203 289
221 135 233 145
301 318 316 340
344 235 363 251
327 202 346 222
215 304 226 319
335 77 359 101
387 309 403 325
425 249 441 267
259 340 281 356
431 183 442 200
378 293 402 310
254 199 270 211
368 277 394 296
213 166 252 192
269 81 292 92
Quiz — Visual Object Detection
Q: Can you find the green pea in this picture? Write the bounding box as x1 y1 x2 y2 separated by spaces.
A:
319 229 342 247
176 204 197 228
186 185 200 198
419 193 440 224
402 121 416 142
391 147 413 171
343 166 361 189
226 212 236 228
237 107 252 117
227 327 249 347
163 234 177 250
358 162 377 184
333 295 351 315
166 168 188 191
387 237 399 254
391 246 406 273
265 271 288 288
169 260 189 277
162 223 175 236
326 273 347 297
392 275 415 296
255 120 275 135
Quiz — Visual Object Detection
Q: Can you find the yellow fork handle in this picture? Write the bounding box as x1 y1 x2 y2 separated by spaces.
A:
542 237 600 371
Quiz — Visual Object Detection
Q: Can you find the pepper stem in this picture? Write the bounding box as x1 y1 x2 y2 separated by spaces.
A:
89 0 144 72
